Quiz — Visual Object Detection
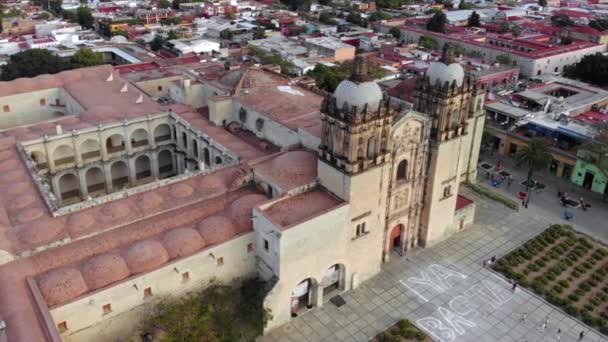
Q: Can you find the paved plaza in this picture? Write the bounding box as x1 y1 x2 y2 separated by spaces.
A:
260 191 608 342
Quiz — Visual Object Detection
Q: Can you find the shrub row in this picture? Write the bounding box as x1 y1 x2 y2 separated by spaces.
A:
464 182 519 210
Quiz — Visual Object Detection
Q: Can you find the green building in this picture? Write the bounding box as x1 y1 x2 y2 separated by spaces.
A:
571 142 608 196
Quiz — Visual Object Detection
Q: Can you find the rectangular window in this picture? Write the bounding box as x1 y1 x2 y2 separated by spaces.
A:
40 98 46 106
57 321 68 333
217 257 224 266
144 287 152 298
263 239 269 251
182 272 190 282
247 242 254 253
355 222 367 237
102 304 112 315
2 105 9 112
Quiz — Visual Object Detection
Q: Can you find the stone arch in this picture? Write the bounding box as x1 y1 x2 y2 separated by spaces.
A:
153 124 171 143
85 167 105 195
135 155 152 180
30 150 47 169
192 139 199 158
80 139 100 161
291 277 319 317
106 134 125 153
203 147 210 166
321 263 346 300
396 159 408 181
110 160 129 189
130 128 149 148
181 131 188 150
58 172 80 201
367 137 376 159
52 144 75 166
158 149 173 178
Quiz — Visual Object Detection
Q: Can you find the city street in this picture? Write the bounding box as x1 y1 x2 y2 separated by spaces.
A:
260 189 608 342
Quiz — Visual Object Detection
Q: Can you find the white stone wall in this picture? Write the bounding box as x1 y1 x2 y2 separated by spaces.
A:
0 88 83 129
50 233 257 342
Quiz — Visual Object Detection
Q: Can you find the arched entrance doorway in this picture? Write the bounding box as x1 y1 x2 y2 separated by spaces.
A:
291 278 318 317
322 264 345 300
390 224 403 254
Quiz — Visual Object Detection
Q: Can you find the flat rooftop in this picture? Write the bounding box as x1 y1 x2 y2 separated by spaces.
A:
262 188 344 230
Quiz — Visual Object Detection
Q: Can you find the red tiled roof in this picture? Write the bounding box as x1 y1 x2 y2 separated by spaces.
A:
576 111 608 124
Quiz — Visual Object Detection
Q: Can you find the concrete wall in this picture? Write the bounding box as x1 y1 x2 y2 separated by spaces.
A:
51 233 257 342
0 88 83 129
235 103 301 148
571 159 608 194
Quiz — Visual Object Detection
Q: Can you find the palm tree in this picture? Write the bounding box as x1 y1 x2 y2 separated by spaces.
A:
516 138 552 207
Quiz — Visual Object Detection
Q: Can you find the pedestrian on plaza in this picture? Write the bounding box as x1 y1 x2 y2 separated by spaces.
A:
512 281 517 293
579 331 585 341
523 197 529 209
541 318 549 332
507 175 512 187
556 328 561 341
484 259 489 267
491 255 496 263
520 312 527 322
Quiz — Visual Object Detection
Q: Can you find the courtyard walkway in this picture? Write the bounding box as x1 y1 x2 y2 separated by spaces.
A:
259 191 608 342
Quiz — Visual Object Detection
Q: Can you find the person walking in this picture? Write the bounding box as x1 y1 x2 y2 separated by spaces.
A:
579 331 585 341
512 281 518 293
507 175 512 187
541 318 549 332
520 312 527 322
556 328 561 341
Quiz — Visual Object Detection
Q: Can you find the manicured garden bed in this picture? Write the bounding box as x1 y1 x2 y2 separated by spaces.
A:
371 319 430 342
464 182 519 210
492 224 608 334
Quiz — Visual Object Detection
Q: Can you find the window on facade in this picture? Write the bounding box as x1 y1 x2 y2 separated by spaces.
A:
263 239 269 251
182 272 190 282
443 185 452 198
367 138 376 159
57 321 68 333
217 257 224 266
40 98 46 106
397 160 408 181
239 107 247 123
355 222 367 237
102 304 112 315
247 242 254 253
144 287 152 298
2 105 9 112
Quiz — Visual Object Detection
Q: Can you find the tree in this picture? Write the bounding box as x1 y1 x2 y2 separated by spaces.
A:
150 35 165 51
459 1 473 9
319 12 337 25
253 28 266 39
499 21 510 33
564 53 608 87
0 49 72 81
318 0 332 5
369 10 391 21
516 138 552 207
38 12 50 19
171 0 182 9
511 24 522 37
167 30 179 40
225 10 236 19
158 0 171 8
389 26 401 39
418 35 438 50
220 29 233 40
589 19 608 32
426 11 447 33
280 0 311 11
76 6 94 29
560 36 572 45
551 13 573 27
538 0 547 6
495 54 512 65
160 16 181 25
346 12 367 27
71 48 104 67
467 11 480 27
307 60 387 92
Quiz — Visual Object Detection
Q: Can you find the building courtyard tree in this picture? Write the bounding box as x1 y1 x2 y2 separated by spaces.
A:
427 11 447 33
516 138 552 206
467 11 481 27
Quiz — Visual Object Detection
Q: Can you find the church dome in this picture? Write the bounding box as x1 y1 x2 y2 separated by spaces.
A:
197 215 237 245
426 62 465 87
334 79 383 111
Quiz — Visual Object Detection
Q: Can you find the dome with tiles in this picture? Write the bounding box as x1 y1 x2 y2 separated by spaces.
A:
162 227 206 259
333 56 383 111
228 194 267 232
38 268 88 306
123 240 169 274
197 216 237 245
426 62 465 87
81 253 130 290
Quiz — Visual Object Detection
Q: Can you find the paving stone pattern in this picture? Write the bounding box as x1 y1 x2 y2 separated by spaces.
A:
259 191 608 342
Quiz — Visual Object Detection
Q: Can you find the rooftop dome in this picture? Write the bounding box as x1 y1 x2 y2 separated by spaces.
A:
228 194 267 232
334 79 383 111
268 151 317 186
123 240 169 274
100 202 131 223
426 62 465 87
170 183 194 199
137 192 164 210
162 227 205 259
197 216 237 245
18 218 64 246
198 174 227 193
67 212 96 236
81 253 130 290
38 268 88 306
